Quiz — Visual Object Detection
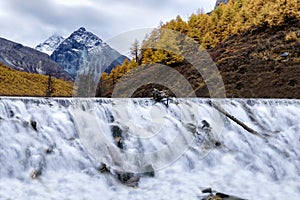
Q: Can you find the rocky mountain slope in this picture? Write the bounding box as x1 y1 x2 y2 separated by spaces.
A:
97 0 300 98
0 37 72 80
98 18 300 98
35 34 65 55
209 18 300 98
50 27 127 79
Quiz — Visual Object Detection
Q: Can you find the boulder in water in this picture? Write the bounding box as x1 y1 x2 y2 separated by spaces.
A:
215 141 222 147
31 169 42 179
111 125 125 149
114 170 140 188
45 146 53 154
96 162 140 187
114 137 124 149
152 88 171 107
201 120 210 130
97 162 110 173
9 110 14 118
111 125 122 138
139 164 155 177
152 88 167 101
201 188 246 200
202 187 213 194
31 120 37 131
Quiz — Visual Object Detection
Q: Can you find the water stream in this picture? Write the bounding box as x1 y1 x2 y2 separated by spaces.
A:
0 97 299 199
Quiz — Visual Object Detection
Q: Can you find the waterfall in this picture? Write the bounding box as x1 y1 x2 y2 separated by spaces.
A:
0 97 299 199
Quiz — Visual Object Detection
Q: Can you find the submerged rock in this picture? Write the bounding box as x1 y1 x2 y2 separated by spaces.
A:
96 161 155 188
202 187 213 194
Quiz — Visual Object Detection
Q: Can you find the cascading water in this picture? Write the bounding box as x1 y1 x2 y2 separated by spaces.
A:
0 97 300 199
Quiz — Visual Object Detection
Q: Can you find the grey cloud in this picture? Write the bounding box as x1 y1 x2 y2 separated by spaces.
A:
4 0 109 29
0 0 216 47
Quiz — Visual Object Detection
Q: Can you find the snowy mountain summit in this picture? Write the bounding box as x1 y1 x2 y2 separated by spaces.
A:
66 27 103 50
35 34 65 55
51 27 127 79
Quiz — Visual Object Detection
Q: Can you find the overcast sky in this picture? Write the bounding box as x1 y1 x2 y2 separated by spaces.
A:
0 0 216 51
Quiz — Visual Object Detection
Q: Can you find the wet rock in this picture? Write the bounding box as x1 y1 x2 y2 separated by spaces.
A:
202 187 213 194
153 88 167 102
97 162 110 173
109 115 115 123
185 123 197 133
152 88 170 107
201 194 222 200
96 162 141 188
67 137 76 141
22 120 29 127
45 146 53 154
111 125 124 149
9 110 14 118
201 120 210 130
201 188 246 200
115 170 140 187
111 125 122 138
31 120 37 131
30 154 45 179
246 99 255 106
140 164 155 177
31 169 42 179
215 141 222 147
216 193 230 198
114 136 124 149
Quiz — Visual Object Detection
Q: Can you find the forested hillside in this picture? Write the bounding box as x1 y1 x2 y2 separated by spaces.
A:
0 63 73 97
97 0 300 98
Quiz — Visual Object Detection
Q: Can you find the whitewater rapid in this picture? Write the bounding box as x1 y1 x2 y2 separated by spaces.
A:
0 97 299 199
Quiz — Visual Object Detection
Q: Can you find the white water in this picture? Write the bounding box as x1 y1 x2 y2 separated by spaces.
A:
0 97 300 199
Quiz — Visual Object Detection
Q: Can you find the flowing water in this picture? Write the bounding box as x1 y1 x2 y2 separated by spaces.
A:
0 97 300 199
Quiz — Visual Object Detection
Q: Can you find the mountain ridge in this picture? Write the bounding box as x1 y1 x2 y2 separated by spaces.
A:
50 27 127 79
0 37 72 80
35 34 65 55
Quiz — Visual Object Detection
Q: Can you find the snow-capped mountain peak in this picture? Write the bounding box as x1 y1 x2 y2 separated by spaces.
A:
61 27 104 51
50 27 127 79
35 34 65 55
